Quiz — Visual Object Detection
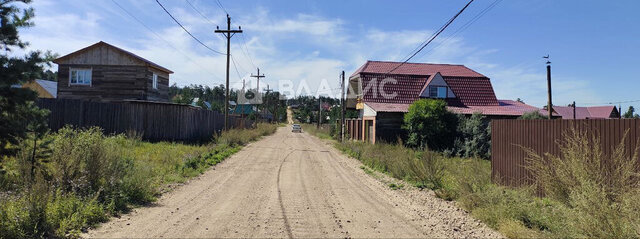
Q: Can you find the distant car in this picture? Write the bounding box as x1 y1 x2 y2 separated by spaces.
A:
292 124 302 133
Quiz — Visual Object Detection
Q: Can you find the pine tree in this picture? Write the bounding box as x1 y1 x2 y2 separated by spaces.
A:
0 0 54 156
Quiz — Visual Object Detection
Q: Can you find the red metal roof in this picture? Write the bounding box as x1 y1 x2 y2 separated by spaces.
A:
447 100 544 116
442 77 498 106
366 100 545 117
552 105 617 119
353 61 498 106
366 102 410 113
350 60 486 78
360 74 427 104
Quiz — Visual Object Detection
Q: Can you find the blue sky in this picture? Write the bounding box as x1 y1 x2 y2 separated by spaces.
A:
19 0 640 110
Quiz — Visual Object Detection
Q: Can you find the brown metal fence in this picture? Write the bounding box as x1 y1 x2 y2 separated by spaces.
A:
491 119 640 187
37 98 253 142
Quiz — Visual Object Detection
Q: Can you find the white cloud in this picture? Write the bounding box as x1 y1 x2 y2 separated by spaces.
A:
18 0 598 105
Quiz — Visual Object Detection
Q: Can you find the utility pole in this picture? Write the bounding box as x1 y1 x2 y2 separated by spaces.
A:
251 68 265 93
317 97 321 129
572 101 576 120
265 84 273 122
544 55 552 120
215 14 242 131
340 71 346 142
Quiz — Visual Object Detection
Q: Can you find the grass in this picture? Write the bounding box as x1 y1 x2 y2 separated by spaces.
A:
388 183 404 190
310 129 640 238
0 123 278 238
301 124 333 140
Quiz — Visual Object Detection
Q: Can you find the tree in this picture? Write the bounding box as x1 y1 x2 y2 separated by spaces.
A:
453 113 491 158
623 106 639 118
0 0 54 156
519 111 547 119
403 99 457 150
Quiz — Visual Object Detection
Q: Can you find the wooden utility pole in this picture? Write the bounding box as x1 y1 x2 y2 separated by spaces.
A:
572 101 576 119
250 68 265 93
317 97 321 129
545 56 552 120
265 84 273 122
215 14 242 131
340 71 346 142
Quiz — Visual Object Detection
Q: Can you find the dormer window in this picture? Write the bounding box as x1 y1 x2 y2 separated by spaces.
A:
429 86 447 98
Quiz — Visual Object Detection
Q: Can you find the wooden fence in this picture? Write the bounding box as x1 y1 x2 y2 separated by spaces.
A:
37 98 253 142
491 119 640 187
345 118 363 141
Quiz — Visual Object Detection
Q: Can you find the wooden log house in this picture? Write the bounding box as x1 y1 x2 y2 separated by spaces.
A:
53 41 173 102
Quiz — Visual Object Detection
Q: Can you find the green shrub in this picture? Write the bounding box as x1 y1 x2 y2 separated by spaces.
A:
403 99 457 150
45 191 107 238
519 111 547 119
452 113 491 158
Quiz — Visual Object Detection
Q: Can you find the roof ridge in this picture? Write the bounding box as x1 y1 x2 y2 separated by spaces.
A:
54 41 173 74
366 60 466 66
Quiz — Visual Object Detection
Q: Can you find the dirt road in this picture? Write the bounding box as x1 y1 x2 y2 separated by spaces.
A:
87 127 500 238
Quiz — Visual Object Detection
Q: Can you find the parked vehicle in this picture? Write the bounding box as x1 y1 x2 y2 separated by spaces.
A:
292 124 302 133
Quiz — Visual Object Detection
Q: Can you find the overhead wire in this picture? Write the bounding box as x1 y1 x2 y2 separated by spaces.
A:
155 0 225 55
387 0 475 74
418 0 502 60
111 0 225 84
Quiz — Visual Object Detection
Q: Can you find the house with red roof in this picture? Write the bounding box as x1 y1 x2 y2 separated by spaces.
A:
345 60 546 143
551 105 619 119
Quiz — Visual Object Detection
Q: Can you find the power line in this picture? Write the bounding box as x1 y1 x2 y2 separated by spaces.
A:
230 54 245 81
215 0 228 14
155 0 225 55
240 33 257 68
186 0 258 70
418 0 502 60
580 99 640 106
387 0 474 74
111 0 225 84
185 0 216 25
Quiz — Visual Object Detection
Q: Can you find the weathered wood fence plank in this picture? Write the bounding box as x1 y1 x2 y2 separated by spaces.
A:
37 98 251 142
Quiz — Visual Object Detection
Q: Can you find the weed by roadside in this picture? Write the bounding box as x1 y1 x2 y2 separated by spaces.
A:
300 124 333 140
323 130 640 238
0 123 278 238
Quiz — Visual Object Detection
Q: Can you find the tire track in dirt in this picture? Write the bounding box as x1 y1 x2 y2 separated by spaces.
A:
276 149 296 239
86 127 501 238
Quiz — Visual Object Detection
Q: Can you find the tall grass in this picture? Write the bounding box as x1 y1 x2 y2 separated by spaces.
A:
301 124 333 140
0 123 278 238
525 129 640 238
330 129 640 238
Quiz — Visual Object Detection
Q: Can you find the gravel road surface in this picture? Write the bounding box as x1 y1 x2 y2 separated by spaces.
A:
86 127 500 238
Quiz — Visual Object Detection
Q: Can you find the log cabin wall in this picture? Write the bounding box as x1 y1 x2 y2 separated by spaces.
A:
57 64 170 102
54 42 171 102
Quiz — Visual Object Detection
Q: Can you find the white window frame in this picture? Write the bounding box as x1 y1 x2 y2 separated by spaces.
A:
429 86 448 98
152 73 158 90
69 68 92 86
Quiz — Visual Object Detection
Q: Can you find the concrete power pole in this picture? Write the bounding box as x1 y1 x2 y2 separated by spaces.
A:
340 71 346 142
215 14 242 131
